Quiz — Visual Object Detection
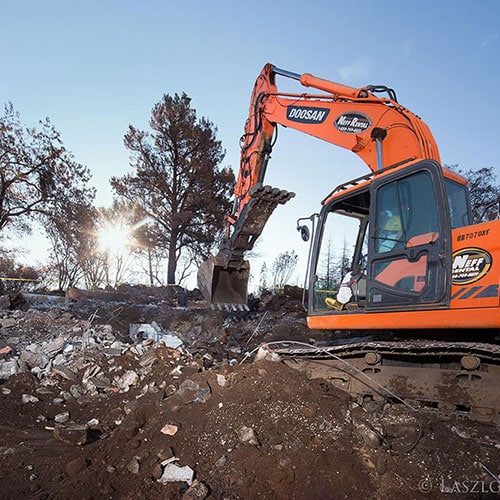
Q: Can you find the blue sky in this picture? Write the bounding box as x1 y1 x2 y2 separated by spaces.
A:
2 0 499 287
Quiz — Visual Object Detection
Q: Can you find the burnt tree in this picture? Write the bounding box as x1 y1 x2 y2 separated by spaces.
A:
0 103 94 235
111 93 234 285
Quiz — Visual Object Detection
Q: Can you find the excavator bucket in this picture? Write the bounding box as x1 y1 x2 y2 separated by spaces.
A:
197 256 250 310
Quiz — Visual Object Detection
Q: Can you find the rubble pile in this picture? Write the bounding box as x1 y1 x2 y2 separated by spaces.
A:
1 291 500 499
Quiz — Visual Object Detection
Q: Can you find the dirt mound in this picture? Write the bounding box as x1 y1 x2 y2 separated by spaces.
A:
1 291 499 499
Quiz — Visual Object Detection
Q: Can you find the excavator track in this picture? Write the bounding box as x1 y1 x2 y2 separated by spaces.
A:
268 340 500 424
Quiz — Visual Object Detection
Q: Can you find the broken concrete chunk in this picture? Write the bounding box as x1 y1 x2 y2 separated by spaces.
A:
158 463 194 485
82 364 103 383
160 424 179 436
115 370 139 391
69 385 83 399
130 323 183 348
21 351 50 369
237 426 260 446
177 379 211 405
103 347 122 357
0 318 18 329
254 345 281 363
0 359 20 379
42 337 66 357
54 411 70 424
181 479 209 500
52 365 76 381
22 394 40 403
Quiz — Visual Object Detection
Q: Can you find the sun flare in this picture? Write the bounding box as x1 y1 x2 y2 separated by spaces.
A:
97 222 132 256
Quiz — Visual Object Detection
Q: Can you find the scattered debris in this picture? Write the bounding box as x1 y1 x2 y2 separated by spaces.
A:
237 425 260 446
158 461 195 486
160 423 179 436
0 288 499 499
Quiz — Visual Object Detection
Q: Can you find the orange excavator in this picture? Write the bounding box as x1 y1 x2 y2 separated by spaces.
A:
198 63 500 423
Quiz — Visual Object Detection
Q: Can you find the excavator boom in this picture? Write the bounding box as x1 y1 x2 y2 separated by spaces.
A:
198 63 441 308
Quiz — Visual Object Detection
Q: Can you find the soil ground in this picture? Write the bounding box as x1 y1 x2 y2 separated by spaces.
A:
0 289 499 499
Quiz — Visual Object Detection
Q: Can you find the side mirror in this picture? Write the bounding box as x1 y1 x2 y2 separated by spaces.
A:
298 225 310 241
296 214 318 242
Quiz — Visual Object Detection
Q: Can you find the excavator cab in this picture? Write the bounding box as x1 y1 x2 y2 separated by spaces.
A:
306 159 473 329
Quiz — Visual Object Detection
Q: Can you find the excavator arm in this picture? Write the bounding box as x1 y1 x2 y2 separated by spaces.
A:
198 63 441 308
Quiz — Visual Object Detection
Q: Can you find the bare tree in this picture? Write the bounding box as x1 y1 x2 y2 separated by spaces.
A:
258 262 269 295
320 237 336 290
456 166 499 222
271 250 299 289
0 102 95 235
111 93 234 285
45 203 100 290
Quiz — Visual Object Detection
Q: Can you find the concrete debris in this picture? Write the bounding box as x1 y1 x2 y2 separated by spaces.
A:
52 365 76 381
160 424 179 435
42 337 66 357
254 344 281 363
54 411 70 424
176 379 211 405
22 394 40 403
158 462 195 486
20 350 49 369
21 394 40 403
181 479 209 500
0 288 498 499
216 374 228 387
114 370 139 392
237 425 260 446
130 322 183 348
0 359 20 379
0 317 19 329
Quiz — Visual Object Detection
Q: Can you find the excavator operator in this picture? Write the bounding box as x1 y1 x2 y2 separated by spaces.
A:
377 214 403 253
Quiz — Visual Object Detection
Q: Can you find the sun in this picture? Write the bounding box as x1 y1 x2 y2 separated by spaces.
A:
97 222 133 256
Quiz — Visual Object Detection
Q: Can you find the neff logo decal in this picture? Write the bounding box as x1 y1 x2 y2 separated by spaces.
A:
452 247 492 285
287 106 329 124
335 113 371 133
